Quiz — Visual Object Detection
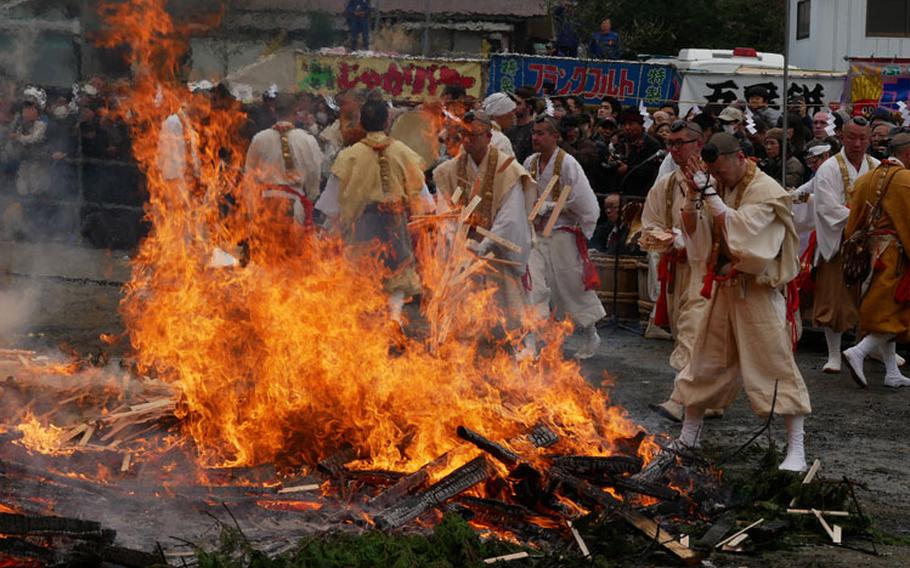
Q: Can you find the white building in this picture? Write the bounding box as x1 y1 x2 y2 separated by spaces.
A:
789 0 910 71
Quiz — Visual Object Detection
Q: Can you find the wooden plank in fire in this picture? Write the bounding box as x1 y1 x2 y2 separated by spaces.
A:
374 456 492 529
551 455 643 477
316 444 357 477
473 226 522 254
526 424 559 448
456 426 519 467
0 512 104 539
551 470 700 565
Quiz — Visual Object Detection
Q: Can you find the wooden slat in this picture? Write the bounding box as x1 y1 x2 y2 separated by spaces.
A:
474 226 522 254
527 175 559 221
541 185 572 238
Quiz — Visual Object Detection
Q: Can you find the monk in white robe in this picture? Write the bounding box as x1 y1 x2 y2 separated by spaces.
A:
523 117 605 359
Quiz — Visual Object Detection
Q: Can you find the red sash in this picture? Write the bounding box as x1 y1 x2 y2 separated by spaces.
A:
795 231 817 292
557 227 600 291
654 248 686 327
263 184 315 230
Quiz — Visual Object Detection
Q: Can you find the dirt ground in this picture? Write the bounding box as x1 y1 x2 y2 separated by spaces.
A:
3 240 910 567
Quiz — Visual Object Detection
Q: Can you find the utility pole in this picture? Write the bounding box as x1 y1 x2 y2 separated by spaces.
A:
782 0 791 187
422 0 430 56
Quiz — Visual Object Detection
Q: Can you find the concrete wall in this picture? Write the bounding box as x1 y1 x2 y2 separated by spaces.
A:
790 0 910 71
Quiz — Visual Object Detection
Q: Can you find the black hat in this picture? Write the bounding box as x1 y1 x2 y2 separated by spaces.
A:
618 107 644 125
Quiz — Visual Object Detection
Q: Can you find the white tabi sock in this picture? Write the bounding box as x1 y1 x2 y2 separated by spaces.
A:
882 340 910 387
779 415 807 472
677 406 705 448
843 333 891 387
574 325 601 360
822 328 842 372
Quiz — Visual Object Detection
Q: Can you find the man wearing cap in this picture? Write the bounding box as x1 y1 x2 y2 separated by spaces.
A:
641 120 717 421
241 93 324 259
317 99 433 323
717 106 755 157
842 133 910 388
524 116 606 359
789 141 832 256
434 111 535 348
616 108 662 197
482 92 516 157
675 132 811 472
811 117 879 373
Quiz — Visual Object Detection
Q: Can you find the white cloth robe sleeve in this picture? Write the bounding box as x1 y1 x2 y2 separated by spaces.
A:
812 150 878 263
315 174 341 220
524 152 599 238
491 129 515 157
656 152 678 179
477 181 532 268
289 130 325 201
723 195 786 277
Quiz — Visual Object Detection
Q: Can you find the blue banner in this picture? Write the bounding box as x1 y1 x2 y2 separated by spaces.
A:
488 54 680 107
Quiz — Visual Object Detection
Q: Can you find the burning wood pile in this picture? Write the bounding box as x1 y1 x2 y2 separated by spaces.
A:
0 352 881 567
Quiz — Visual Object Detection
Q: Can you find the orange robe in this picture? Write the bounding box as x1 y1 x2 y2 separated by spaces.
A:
845 163 910 342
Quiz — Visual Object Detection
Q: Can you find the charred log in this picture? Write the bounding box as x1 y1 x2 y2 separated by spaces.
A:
456 426 519 466
551 455 643 477
374 457 493 529
526 424 559 449
0 512 106 540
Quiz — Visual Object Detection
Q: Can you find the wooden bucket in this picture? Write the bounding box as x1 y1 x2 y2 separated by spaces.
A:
636 256 653 321
590 251 639 320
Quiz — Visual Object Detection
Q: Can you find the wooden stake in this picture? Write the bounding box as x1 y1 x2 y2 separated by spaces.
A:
812 509 842 544
120 453 131 473
474 226 522 254
715 518 764 549
527 175 560 221
789 458 821 507
541 185 572 238
568 520 591 558
721 533 749 552
460 195 482 225
78 425 95 447
451 186 463 205
277 484 321 494
623 509 699 564
787 508 849 517
483 552 530 564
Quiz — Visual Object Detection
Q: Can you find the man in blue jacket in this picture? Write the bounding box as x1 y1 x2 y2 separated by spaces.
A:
590 18 621 60
346 0 371 50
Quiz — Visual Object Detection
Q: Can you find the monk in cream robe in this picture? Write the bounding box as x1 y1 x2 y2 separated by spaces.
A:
675 133 811 472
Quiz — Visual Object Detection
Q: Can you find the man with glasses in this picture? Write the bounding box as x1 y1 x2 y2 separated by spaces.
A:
812 116 879 373
674 133 811 471
642 121 714 422
433 111 535 353
524 116 606 359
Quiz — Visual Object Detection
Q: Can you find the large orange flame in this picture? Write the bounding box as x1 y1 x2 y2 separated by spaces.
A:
97 0 655 474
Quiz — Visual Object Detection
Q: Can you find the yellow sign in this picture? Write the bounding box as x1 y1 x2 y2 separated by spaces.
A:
295 53 483 101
